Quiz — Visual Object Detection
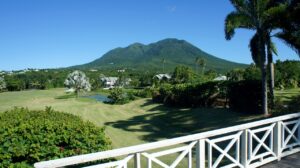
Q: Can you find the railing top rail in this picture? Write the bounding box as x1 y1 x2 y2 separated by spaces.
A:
34 112 300 168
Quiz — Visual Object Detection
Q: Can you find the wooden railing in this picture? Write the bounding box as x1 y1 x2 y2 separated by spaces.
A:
34 112 300 168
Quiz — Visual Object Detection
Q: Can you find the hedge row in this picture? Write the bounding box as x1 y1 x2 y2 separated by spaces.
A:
152 80 263 113
0 107 112 167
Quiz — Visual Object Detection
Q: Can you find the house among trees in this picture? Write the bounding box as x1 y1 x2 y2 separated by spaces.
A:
100 77 118 89
153 74 172 81
213 75 227 81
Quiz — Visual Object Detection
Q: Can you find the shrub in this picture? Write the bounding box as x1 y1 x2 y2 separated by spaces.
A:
0 107 111 167
152 82 225 107
132 87 153 98
227 80 262 114
107 88 130 104
287 95 300 112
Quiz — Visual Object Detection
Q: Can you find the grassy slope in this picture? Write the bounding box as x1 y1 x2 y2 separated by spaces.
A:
0 88 265 149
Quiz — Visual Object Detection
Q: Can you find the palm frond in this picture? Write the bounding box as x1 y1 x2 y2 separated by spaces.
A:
225 12 254 40
270 41 278 56
276 31 300 55
230 0 251 14
256 0 272 15
263 2 288 27
249 33 262 66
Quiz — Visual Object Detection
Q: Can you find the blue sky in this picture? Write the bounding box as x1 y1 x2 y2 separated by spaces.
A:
0 0 298 71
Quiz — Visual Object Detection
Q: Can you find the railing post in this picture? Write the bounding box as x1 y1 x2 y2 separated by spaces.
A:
241 129 248 168
298 118 300 142
134 153 141 168
274 121 282 161
298 118 300 141
196 139 205 168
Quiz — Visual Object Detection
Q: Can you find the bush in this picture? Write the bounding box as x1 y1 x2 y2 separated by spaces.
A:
287 95 300 112
107 88 132 104
132 87 153 98
227 80 262 114
152 82 225 107
0 107 112 167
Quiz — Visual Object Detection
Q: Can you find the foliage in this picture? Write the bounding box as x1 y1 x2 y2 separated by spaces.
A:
225 0 290 115
227 80 262 114
132 87 153 98
0 107 111 167
172 66 194 84
286 95 300 112
5 75 26 91
107 88 135 104
64 70 91 96
227 65 261 81
152 81 226 107
243 64 261 80
275 0 300 54
227 69 245 81
275 60 300 89
0 77 6 92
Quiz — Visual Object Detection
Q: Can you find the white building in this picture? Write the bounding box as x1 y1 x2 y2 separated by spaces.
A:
213 75 227 81
154 74 172 81
100 77 119 89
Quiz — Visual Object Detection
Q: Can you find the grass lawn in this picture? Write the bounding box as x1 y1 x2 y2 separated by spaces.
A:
0 88 264 149
275 88 300 102
1 88 299 149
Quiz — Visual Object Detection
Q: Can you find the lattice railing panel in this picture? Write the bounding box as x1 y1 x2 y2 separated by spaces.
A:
34 113 300 168
206 131 243 168
281 119 300 154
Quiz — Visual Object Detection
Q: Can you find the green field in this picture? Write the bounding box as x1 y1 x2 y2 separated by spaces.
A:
1 88 299 149
0 88 265 149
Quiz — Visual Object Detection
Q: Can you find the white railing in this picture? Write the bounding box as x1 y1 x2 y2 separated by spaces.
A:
34 112 300 168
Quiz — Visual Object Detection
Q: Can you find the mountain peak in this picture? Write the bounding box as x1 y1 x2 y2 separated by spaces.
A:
73 38 247 72
156 38 186 44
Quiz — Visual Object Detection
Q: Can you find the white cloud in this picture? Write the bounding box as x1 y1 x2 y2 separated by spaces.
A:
167 5 177 12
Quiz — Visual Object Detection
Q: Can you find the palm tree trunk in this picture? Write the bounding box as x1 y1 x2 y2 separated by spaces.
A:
268 60 275 109
258 31 268 116
261 64 268 116
267 42 275 109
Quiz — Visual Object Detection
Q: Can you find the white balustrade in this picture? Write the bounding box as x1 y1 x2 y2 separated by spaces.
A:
34 112 300 168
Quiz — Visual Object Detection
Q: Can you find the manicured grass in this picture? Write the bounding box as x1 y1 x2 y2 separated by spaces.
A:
275 88 300 102
0 88 264 149
4 88 300 148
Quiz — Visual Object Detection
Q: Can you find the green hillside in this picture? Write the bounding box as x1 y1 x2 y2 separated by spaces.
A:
73 38 247 72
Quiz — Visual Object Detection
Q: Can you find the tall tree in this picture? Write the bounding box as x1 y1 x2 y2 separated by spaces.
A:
225 0 286 115
161 58 166 73
0 77 6 92
195 57 206 75
250 0 298 108
64 70 91 97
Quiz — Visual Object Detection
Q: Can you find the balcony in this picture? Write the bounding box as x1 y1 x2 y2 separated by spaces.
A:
34 112 300 168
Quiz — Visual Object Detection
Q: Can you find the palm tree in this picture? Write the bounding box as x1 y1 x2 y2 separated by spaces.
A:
225 0 285 115
162 58 166 73
195 57 206 75
249 0 298 108
275 0 300 54
195 57 200 74
251 33 278 109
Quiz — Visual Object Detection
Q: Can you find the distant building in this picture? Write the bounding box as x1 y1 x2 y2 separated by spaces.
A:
89 69 98 72
100 77 119 88
100 76 132 89
117 69 126 73
213 75 227 81
153 74 172 81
